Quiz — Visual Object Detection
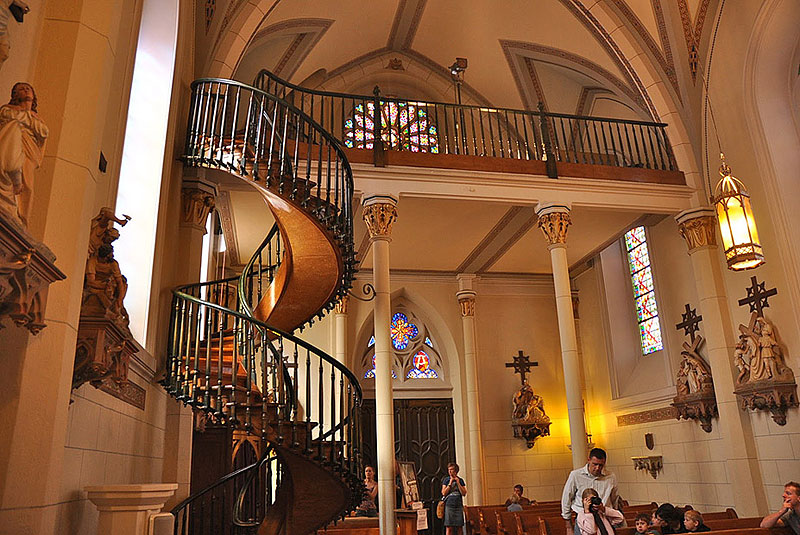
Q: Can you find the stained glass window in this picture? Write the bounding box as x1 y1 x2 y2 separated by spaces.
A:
344 101 439 153
624 226 663 355
363 354 397 379
406 350 439 379
390 312 418 350
368 335 375 347
424 337 434 348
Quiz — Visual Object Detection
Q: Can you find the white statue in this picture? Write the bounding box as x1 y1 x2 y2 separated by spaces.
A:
0 82 48 226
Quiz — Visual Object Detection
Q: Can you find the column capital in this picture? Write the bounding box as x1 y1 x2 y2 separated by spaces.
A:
363 194 398 240
535 203 571 246
86 483 178 511
334 295 349 314
181 178 217 232
456 290 476 317
675 207 717 252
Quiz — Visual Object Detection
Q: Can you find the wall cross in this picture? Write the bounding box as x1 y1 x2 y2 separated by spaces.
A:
738 276 777 317
675 303 703 343
505 350 537 385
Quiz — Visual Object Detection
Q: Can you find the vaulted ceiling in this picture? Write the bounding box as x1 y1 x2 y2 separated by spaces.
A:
198 0 713 274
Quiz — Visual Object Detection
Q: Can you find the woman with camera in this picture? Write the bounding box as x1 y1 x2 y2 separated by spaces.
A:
576 488 625 535
441 462 467 535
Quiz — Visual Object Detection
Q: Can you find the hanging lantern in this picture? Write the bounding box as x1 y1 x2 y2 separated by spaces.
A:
712 154 764 271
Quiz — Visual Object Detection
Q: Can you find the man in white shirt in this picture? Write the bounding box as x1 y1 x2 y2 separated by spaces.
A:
561 448 620 535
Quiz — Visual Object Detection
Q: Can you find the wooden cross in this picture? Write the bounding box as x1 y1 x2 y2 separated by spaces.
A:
505 350 538 385
675 303 703 343
738 276 777 317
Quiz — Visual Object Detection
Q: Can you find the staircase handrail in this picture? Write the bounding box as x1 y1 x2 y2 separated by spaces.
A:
170 444 277 517
254 68 670 128
171 288 364 404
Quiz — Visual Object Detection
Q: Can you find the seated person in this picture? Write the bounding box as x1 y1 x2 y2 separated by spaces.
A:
576 488 624 535
505 484 532 506
652 504 686 534
634 513 660 535
507 493 523 512
683 510 710 533
761 481 800 535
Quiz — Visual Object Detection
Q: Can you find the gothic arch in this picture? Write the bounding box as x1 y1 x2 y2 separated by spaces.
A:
742 0 800 336
352 286 468 475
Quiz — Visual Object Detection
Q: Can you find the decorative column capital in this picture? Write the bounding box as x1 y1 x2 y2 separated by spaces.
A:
334 295 349 314
675 207 717 252
535 203 571 246
181 179 217 232
456 290 476 317
363 194 398 240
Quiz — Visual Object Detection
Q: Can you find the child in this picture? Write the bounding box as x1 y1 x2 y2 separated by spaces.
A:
576 488 625 535
683 510 711 532
635 513 660 535
507 493 523 512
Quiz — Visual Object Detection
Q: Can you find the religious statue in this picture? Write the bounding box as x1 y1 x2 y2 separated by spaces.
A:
0 82 48 227
73 208 138 397
732 277 798 425
672 304 717 432
506 350 551 448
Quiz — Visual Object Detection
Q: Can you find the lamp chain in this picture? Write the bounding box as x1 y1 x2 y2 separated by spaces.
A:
701 0 726 203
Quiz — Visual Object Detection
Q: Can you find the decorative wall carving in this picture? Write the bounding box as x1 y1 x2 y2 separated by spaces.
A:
632 456 663 479
672 304 717 432
73 209 138 394
0 213 65 333
363 202 398 239
537 211 571 245
678 215 717 251
617 406 677 427
732 277 798 425
180 183 215 231
506 350 551 447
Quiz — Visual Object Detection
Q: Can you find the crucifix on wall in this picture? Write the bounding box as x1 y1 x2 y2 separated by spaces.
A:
506 349 550 448
505 350 537 385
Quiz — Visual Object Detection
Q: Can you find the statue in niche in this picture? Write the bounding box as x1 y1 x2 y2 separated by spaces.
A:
0 82 48 226
81 208 131 330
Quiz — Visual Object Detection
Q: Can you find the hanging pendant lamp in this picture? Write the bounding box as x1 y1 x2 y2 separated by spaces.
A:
712 154 765 270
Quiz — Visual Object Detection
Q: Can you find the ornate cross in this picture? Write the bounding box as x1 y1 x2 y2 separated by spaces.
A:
738 276 777 317
675 303 703 343
505 350 537 385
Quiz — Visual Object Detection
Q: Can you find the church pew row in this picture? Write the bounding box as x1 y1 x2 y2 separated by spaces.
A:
614 517 762 535
490 503 656 535
537 517 782 535
466 505 560 535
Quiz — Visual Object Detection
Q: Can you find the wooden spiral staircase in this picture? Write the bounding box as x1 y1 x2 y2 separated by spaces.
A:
162 77 363 535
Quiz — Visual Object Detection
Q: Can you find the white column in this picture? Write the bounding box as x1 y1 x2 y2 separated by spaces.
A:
675 207 767 516
535 203 588 468
363 195 398 535
85 484 178 535
456 275 484 505
334 296 349 365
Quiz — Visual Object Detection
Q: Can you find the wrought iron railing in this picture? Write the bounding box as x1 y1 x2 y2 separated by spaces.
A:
254 69 677 175
165 77 363 533
171 447 280 535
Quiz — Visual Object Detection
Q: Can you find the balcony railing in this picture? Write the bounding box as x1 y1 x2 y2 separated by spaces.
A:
254 69 677 176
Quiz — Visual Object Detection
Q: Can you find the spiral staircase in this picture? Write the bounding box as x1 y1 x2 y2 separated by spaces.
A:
162 77 363 535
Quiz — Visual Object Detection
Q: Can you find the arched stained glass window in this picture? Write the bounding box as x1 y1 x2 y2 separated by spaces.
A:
624 226 663 355
406 350 438 378
391 312 418 350
344 101 439 153
361 308 442 381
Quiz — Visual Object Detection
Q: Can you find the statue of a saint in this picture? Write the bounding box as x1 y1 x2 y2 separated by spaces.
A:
83 244 129 326
756 317 780 380
0 82 48 226
88 207 130 257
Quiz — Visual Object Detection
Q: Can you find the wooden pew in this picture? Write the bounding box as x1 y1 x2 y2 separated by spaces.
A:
466 504 542 535
615 517 762 535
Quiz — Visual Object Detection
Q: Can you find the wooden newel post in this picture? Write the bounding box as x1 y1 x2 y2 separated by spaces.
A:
538 101 558 179
373 85 386 167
